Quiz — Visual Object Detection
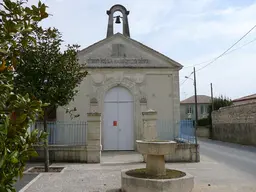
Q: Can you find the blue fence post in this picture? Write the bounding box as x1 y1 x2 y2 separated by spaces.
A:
179 119 195 143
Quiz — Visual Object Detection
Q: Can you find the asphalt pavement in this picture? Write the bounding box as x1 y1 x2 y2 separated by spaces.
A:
199 138 256 178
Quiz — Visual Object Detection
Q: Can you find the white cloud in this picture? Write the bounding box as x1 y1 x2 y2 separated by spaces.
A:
28 0 256 100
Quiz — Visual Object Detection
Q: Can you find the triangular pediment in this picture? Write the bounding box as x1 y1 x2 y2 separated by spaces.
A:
78 33 183 69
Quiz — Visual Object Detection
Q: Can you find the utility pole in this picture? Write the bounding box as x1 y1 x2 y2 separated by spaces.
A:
193 67 198 162
210 83 214 111
210 83 214 139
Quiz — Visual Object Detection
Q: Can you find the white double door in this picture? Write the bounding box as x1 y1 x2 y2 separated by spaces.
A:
103 87 134 151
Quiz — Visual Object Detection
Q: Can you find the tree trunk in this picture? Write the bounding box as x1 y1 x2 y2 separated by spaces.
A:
43 108 49 172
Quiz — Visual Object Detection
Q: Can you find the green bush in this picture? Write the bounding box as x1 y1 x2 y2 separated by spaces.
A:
197 118 210 126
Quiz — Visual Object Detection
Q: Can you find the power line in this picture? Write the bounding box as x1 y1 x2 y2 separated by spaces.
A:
183 37 256 69
180 24 256 87
180 71 193 86
181 36 255 86
183 59 214 69
196 24 256 72
180 78 188 86
221 37 256 55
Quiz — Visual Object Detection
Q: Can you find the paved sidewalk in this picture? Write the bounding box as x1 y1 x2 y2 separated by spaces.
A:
21 154 256 192
101 151 143 164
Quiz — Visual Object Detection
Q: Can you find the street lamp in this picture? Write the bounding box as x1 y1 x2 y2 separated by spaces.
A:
185 76 193 81
185 67 198 162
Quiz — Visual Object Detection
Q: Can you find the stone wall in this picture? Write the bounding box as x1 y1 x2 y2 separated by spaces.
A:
233 100 256 106
212 102 256 145
30 145 87 162
165 143 199 162
196 126 210 138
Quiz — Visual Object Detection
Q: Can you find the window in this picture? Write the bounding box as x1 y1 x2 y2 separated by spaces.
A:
112 44 126 57
204 105 209 113
187 105 193 114
200 105 204 114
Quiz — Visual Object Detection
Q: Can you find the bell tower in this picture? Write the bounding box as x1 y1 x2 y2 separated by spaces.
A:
106 4 130 38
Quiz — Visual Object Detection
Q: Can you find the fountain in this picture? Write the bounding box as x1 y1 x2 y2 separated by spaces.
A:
121 140 194 192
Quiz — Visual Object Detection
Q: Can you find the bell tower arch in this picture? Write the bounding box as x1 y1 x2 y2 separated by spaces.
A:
106 4 130 38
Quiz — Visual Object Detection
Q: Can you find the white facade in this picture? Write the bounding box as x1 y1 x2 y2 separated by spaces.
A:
56 4 183 150
56 33 182 151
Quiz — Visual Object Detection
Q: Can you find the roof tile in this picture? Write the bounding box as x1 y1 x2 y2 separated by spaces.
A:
181 95 211 104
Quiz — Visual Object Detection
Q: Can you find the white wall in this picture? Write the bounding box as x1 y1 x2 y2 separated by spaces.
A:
57 34 182 147
57 68 180 142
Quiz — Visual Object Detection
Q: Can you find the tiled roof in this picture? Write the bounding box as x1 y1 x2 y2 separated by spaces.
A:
181 95 211 104
233 94 256 102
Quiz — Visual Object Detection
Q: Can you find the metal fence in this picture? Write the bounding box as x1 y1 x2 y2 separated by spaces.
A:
32 121 87 146
157 119 176 141
178 120 195 143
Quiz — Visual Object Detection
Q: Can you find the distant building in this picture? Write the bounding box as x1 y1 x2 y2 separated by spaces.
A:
180 95 211 120
232 94 256 105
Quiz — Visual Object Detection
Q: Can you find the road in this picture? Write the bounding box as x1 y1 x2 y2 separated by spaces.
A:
199 138 256 178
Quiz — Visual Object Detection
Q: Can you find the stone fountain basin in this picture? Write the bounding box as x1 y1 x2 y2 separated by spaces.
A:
121 140 195 192
121 169 194 192
136 140 177 155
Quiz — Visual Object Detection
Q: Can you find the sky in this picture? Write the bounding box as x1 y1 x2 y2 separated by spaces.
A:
36 0 256 100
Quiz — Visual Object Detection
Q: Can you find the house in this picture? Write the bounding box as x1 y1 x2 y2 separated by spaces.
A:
180 95 211 120
56 4 183 151
232 93 256 105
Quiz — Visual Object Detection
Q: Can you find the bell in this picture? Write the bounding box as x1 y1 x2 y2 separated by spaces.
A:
115 16 121 24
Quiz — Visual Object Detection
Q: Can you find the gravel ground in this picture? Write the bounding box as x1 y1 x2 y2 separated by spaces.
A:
22 154 256 192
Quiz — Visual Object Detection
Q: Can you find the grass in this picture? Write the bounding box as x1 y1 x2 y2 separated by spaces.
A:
126 168 186 179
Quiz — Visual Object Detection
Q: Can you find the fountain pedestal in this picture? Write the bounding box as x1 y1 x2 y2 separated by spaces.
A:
121 140 194 192
137 140 176 176
146 154 166 176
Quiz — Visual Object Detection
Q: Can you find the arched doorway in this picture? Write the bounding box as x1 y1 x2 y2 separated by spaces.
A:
103 86 134 150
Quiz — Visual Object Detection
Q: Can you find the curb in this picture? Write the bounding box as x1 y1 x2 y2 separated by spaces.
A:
19 174 42 192
19 166 67 192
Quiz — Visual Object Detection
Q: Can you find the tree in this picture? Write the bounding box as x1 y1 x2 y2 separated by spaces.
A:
14 28 88 172
0 0 49 191
211 95 233 111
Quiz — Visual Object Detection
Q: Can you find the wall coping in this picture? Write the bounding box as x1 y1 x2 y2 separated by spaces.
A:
212 102 256 114
142 109 157 115
87 112 101 116
33 145 87 151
